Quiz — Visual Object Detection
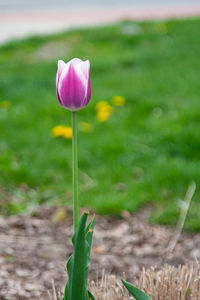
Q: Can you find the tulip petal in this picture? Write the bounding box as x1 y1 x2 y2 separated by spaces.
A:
78 60 90 80
70 58 82 65
56 60 66 104
58 62 87 111
78 60 91 106
56 60 66 85
86 76 91 105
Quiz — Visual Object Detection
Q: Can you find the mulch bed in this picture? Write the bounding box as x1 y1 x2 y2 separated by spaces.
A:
0 206 199 299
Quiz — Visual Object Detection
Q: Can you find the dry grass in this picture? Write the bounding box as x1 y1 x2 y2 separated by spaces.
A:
53 264 200 299
88 264 200 300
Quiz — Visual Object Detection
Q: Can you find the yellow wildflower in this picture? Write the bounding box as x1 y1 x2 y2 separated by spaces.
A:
51 125 65 137
0 101 11 110
62 127 72 139
97 105 114 122
95 101 109 111
97 110 110 122
112 96 126 106
95 100 114 122
80 122 92 132
51 125 72 139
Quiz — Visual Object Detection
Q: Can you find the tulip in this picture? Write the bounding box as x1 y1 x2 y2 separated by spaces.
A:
56 58 91 231
56 58 91 111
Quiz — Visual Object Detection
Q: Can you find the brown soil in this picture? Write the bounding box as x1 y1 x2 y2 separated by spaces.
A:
0 206 199 299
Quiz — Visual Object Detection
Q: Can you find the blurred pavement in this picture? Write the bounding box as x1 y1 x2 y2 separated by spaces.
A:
0 0 200 44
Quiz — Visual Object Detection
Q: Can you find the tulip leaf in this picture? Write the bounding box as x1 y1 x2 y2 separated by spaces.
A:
87 290 96 300
121 279 152 300
63 212 95 300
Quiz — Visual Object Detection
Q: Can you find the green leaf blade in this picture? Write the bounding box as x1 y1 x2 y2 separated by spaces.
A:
88 290 96 300
122 279 152 300
63 212 95 300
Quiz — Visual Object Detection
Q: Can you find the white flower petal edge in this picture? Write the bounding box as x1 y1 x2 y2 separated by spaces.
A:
56 60 66 85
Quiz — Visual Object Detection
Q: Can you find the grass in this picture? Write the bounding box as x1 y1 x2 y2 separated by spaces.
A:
52 264 200 299
0 18 200 231
88 265 200 300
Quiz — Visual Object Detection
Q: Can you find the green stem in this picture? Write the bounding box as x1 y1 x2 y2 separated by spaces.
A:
72 111 78 231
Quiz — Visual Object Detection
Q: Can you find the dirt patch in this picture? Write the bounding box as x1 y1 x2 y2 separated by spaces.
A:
0 206 199 299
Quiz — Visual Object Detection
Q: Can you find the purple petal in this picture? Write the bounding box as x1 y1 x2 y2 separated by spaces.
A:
77 60 91 107
85 75 91 106
85 62 91 106
58 62 87 111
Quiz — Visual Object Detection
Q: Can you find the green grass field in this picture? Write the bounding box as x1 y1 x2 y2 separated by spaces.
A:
0 18 200 231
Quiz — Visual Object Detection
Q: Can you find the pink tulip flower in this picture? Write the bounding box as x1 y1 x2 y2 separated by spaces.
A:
56 58 91 111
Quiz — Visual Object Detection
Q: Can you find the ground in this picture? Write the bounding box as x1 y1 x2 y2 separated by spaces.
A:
0 206 199 299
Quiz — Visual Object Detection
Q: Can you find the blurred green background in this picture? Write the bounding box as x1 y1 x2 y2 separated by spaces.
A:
0 18 200 231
